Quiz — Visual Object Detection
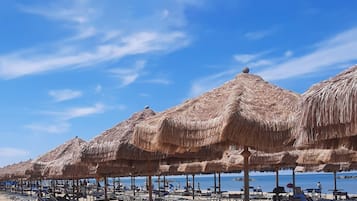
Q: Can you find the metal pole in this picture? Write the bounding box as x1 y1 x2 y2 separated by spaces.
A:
158 175 161 197
131 176 136 197
72 178 75 200
292 169 296 196
104 177 108 201
186 175 189 192
76 179 79 201
334 171 337 200
20 179 23 195
113 177 115 194
192 174 195 200
218 172 221 196
163 175 166 192
275 167 279 188
275 167 279 201
214 173 217 194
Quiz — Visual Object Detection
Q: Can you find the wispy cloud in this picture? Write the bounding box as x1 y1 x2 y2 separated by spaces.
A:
143 78 172 85
0 31 188 79
234 54 259 63
59 103 105 120
18 1 94 24
257 27 357 80
95 84 102 93
109 60 146 87
26 103 106 134
189 68 239 97
284 50 293 57
234 51 274 69
244 28 276 40
0 148 29 157
49 89 82 102
139 93 150 97
0 1 192 79
25 122 70 134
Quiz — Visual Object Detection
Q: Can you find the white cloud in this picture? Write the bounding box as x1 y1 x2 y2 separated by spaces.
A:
18 4 91 24
95 84 102 93
0 148 29 157
25 122 70 134
189 68 239 97
234 54 259 63
49 89 82 102
109 60 146 87
102 30 122 42
162 9 170 19
70 26 97 40
44 103 105 120
244 28 276 40
63 103 105 120
257 27 357 81
249 59 274 68
0 31 188 79
0 2 192 79
139 93 150 97
144 78 172 85
284 50 293 57
234 51 271 64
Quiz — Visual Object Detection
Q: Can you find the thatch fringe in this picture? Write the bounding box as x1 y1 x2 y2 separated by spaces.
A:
0 160 34 180
82 108 165 163
31 137 91 179
295 148 357 165
296 65 357 146
295 162 355 172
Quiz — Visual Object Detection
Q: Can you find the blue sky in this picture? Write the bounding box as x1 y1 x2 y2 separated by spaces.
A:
1 0 357 167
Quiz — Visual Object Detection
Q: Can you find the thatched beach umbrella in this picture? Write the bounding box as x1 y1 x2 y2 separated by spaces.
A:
0 160 35 195
82 107 224 201
133 69 300 201
35 136 90 179
249 151 298 171
295 65 357 149
295 147 357 200
133 71 299 153
82 107 223 167
81 107 165 201
82 107 164 164
0 160 34 180
32 136 91 200
295 148 357 166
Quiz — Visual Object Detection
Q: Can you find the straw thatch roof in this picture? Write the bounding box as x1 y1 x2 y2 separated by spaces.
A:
34 136 91 179
160 149 298 175
93 160 160 177
0 160 34 181
82 108 165 163
133 71 300 154
295 148 357 165
177 162 205 174
81 108 224 177
158 164 180 175
295 162 356 172
249 151 298 171
295 65 357 148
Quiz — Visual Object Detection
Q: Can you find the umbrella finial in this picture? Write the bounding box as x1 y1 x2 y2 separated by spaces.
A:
144 105 150 109
242 67 250 73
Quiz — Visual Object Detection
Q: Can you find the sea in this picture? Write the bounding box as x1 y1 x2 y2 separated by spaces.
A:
108 171 357 195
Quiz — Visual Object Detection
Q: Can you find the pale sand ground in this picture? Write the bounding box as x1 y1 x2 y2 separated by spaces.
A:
0 191 356 201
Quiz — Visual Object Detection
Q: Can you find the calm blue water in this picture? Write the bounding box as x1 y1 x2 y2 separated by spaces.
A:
107 172 357 195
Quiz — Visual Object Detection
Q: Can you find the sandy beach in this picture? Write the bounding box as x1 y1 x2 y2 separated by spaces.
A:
1 191 356 201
